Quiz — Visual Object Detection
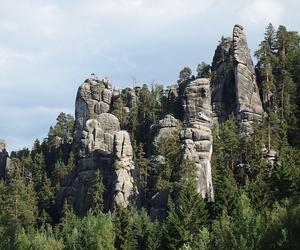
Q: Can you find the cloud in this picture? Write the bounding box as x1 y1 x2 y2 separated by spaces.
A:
0 105 73 152
239 0 284 26
0 0 298 151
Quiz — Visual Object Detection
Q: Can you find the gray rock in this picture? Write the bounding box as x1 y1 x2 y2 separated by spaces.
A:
233 24 263 135
59 79 140 216
121 87 139 108
182 78 212 125
181 78 214 201
113 131 139 209
114 130 133 161
0 140 9 180
74 78 113 157
149 115 179 155
211 25 264 135
211 36 236 123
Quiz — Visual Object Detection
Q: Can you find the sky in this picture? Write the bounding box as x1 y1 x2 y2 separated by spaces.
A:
0 0 299 152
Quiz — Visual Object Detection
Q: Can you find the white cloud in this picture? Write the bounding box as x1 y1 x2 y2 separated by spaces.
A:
239 0 284 26
0 0 298 151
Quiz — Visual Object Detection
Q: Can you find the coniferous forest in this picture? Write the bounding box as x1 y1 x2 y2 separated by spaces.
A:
0 23 300 250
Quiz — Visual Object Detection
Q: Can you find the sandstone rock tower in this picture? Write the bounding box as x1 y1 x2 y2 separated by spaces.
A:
211 25 264 134
60 78 139 215
181 78 214 200
233 24 264 134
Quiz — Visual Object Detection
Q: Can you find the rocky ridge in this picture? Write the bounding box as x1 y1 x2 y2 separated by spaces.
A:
56 24 263 216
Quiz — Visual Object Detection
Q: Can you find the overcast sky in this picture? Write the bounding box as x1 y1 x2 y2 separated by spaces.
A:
0 0 299 152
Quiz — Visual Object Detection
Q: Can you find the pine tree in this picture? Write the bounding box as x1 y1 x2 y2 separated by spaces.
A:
112 98 128 129
1 164 37 247
134 143 149 205
132 208 163 250
113 207 138 250
166 182 209 249
178 67 192 82
90 170 105 213
196 62 211 78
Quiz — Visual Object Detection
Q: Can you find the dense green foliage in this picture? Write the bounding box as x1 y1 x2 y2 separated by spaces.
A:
0 24 300 249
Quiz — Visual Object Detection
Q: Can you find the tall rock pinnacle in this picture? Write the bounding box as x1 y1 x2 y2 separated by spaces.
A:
233 24 264 134
59 78 140 216
181 78 214 200
211 25 264 135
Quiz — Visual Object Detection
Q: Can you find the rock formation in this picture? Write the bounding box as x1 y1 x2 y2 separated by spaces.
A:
180 78 214 200
59 78 139 216
0 140 9 180
211 25 264 135
211 36 236 123
113 130 139 209
233 24 264 134
148 115 179 220
58 24 266 217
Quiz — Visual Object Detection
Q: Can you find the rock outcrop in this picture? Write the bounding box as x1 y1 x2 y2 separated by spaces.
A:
211 25 264 135
113 131 139 208
148 115 179 220
211 37 236 123
180 78 214 200
233 24 264 134
0 140 9 180
74 78 113 158
59 78 139 216
57 24 266 217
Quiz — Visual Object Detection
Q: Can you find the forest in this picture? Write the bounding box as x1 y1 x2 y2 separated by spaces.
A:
0 23 299 250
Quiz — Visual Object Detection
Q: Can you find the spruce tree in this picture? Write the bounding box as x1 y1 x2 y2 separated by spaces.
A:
113 207 138 250
166 182 209 249
90 170 105 213
1 163 37 247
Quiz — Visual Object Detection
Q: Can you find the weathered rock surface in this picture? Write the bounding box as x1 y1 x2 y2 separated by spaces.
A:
113 131 139 208
148 115 179 220
211 25 264 135
57 24 266 217
0 140 9 180
181 78 214 200
149 114 179 155
211 37 236 123
233 24 264 134
74 78 113 158
59 79 139 216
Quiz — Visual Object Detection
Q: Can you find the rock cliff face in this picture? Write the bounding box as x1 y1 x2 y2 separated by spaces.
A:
59 78 139 216
211 25 263 134
113 131 139 209
180 78 214 200
233 24 264 134
211 37 236 123
0 140 9 180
